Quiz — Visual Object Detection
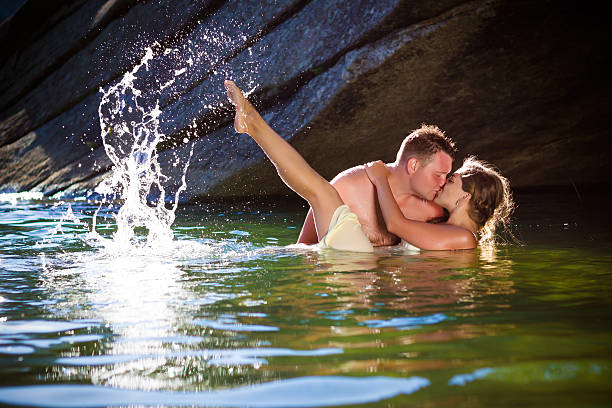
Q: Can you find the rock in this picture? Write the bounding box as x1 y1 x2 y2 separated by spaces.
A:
0 0 138 113
167 0 612 197
169 10 454 198
0 1 87 69
0 91 108 194
212 0 612 194
0 0 610 198
3 0 452 195
0 0 308 195
155 0 308 109
157 0 460 140
0 0 216 147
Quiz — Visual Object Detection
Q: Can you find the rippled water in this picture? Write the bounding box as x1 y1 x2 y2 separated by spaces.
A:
0 191 611 407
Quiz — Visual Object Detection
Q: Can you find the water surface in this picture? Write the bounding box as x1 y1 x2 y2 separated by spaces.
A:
0 191 610 407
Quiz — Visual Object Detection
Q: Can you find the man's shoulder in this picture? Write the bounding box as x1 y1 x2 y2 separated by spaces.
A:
330 164 368 186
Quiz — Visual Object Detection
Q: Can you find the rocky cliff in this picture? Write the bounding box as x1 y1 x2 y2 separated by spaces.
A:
1 0 610 200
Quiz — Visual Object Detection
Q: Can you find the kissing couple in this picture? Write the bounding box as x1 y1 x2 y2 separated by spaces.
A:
224 80 513 252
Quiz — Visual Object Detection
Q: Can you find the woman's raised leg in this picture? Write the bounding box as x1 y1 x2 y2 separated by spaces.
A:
224 80 343 241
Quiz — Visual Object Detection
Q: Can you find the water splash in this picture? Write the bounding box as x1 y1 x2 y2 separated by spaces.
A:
43 22 262 257
95 47 193 249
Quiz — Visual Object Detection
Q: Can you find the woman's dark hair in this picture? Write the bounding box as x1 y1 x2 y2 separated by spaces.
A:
457 157 514 243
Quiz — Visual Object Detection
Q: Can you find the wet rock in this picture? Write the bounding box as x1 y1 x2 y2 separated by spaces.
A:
2 0 445 195
0 91 107 194
0 0 138 113
0 0 308 195
157 0 462 140
0 0 609 198
167 0 612 198
0 0 217 147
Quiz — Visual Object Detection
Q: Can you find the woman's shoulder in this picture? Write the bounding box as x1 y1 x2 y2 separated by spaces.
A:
445 224 479 249
419 223 478 250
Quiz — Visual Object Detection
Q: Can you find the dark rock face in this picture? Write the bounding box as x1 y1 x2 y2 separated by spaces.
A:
1 0 610 199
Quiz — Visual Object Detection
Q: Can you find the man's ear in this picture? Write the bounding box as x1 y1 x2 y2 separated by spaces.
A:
406 158 419 175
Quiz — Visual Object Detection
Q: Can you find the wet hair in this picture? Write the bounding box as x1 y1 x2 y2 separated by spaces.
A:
396 124 457 165
457 156 514 243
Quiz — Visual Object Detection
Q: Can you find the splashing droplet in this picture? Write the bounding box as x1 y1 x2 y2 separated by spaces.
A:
96 47 193 250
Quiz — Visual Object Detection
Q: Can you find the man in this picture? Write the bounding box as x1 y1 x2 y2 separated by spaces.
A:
297 124 456 246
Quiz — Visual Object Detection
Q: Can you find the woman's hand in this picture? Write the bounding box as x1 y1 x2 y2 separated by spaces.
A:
365 160 390 185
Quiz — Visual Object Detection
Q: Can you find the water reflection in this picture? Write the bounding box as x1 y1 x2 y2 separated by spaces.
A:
303 247 515 313
265 245 520 378
0 375 431 407
36 244 197 388
32 235 349 389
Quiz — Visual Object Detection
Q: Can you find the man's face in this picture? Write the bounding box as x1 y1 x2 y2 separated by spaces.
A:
411 151 453 201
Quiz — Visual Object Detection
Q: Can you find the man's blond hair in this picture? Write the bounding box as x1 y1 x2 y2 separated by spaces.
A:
396 124 456 164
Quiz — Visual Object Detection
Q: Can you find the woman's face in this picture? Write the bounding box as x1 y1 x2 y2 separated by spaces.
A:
434 172 466 209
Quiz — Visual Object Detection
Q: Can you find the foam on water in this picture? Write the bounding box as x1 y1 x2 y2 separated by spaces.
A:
0 191 44 205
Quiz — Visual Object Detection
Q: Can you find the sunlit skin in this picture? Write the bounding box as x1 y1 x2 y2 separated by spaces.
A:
365 161 478 250
434 173 467 209
225 78 442 247
225 79 345 242
297 146 452 247
225 79 475 251
234 83 450 248
405 151 453 201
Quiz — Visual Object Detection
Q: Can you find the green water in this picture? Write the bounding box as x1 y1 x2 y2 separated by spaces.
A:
0 191 610 407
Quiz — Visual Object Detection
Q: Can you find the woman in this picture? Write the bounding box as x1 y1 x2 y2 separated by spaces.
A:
224 80 513 252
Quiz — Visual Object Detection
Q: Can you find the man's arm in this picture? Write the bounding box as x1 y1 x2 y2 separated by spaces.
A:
297 208 318 244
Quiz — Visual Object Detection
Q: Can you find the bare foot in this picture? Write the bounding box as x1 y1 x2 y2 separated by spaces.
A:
224 80 254 134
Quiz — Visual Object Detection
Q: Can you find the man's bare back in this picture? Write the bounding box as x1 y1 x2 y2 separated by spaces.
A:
297 164 444 247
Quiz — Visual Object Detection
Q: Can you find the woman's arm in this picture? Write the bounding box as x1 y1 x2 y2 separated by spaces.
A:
365 161 475 250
